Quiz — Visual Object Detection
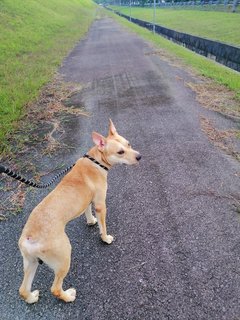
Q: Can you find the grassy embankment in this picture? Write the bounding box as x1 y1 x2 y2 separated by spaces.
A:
0 0 96 153
109 7 240 100
111 7 240 46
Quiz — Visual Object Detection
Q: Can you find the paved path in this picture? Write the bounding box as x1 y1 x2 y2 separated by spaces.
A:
0 18 240 320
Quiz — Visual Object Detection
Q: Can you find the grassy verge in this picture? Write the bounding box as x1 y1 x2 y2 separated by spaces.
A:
111 7 240 47
0 0 96 153
106 9 240 102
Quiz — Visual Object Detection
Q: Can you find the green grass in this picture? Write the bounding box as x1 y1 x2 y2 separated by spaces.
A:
107 9 240 98
0 0 96 153
111 7 240 46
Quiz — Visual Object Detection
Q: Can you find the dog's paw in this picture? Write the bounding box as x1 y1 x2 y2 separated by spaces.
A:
26 290 39 304
102 234 114 244
64 288 76 303
87 217 97 226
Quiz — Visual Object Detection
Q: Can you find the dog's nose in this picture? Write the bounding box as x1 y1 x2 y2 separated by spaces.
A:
136 154 142 161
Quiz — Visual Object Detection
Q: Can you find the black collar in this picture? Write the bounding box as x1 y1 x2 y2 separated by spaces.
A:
83 154 109 172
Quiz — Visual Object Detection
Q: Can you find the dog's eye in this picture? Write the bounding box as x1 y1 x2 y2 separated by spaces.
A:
117 150 125 155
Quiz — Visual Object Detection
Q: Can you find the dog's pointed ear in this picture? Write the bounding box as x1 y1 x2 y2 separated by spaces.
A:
108 119 117 136
92 132 106 151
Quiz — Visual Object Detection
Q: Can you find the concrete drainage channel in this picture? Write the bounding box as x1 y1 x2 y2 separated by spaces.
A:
109 8 240 72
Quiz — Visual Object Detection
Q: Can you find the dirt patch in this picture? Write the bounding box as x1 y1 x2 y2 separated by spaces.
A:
145 49 184 69
200 115 240 161
0 74 88 219
3 74 89 158
187 81 240 118
0 183 26 221
20 75 89 154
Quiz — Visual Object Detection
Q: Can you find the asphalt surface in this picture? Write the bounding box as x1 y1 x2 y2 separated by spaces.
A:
1 17 240 320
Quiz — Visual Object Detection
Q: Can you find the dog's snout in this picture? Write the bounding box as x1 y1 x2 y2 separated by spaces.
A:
136 154 141 161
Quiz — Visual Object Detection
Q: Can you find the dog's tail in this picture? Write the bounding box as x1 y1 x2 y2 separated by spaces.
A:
0 164 75 189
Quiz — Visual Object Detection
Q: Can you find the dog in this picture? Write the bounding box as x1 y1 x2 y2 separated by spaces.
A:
18 120 141 303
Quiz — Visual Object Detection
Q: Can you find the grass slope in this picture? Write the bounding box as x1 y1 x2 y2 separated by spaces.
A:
107 9 240 99
112 7 240 46
0 0 96 152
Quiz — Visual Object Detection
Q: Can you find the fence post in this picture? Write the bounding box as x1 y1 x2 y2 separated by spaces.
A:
153 0 156 33
224 0 229 10
232 0 238 12
130 0 132 21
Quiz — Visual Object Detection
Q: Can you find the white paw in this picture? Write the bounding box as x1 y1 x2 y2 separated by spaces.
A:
102 234 114 244
65 288 76 302
87 217 97 226
26 290 39 304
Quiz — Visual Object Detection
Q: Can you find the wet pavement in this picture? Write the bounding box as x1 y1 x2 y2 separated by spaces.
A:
0 17 240 320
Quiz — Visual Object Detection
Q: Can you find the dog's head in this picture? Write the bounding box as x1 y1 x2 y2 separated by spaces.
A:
92 119 141 166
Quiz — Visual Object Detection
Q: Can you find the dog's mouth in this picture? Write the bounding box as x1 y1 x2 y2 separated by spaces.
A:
125 154 142 165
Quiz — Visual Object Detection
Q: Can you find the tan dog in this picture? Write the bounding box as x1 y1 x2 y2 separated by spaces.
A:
18 120 141 304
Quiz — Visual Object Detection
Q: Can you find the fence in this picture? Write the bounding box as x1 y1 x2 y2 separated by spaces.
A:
110 1 239 13
111 9 240 72
154 1 239 13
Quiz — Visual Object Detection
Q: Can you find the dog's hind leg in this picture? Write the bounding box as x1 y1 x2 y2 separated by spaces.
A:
19 254 39 304
48 235 76 303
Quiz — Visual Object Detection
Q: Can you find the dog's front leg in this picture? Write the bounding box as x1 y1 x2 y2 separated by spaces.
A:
85 203 97 225
94 202 113 244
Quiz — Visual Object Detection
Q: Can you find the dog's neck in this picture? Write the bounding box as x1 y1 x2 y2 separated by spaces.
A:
87 147 112 171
